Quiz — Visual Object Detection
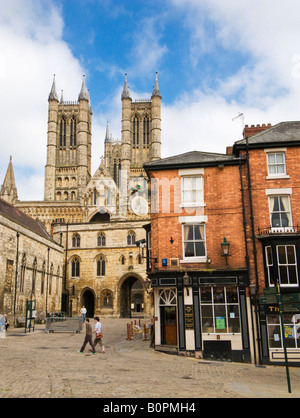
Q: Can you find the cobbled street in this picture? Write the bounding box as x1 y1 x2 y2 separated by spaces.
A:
1 318 300 399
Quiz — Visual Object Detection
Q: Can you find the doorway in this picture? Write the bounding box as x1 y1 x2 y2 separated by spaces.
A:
120 276 144 318
82 289 95 318
160 306 177 345
159 288 178 346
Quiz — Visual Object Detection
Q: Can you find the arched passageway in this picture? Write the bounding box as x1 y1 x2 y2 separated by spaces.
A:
81 289 95 318
120 276 145 318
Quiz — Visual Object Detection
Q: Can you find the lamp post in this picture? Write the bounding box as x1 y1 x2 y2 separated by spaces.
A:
221 237 230 265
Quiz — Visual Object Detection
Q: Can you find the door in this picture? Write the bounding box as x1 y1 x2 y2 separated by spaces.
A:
160 306 177 345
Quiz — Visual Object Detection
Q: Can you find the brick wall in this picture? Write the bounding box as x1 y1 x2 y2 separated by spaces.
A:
149 164 247 271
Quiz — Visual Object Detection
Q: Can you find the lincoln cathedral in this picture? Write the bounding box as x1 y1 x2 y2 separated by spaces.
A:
0 73 162 319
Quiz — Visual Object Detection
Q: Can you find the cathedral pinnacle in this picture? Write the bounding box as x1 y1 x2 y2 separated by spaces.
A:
78 75 90 101
48 74 59 102
121 73 131 100
105 121 110 142
152 72 161 98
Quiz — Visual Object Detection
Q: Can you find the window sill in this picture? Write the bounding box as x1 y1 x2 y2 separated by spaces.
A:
180 203 206 208
180 257 207 264
266 175 290 180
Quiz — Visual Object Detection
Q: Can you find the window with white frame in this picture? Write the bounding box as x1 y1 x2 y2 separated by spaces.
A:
181 176 204 206
277 245 298 286
269 195 292 228
183 224 206 259
267 315 300 349
267 152 286 176
200 286 241 334
265 246 276 286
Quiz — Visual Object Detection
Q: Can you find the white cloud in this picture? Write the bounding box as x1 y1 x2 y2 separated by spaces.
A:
161 0 300 157
0 0 85 201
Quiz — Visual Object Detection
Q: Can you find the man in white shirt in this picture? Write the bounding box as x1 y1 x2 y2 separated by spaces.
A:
93 316 105 353
80 306 87 322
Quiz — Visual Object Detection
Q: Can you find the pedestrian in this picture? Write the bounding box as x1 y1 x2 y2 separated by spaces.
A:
78 319 96 354
80 306 87 322
93 316 105 353
4 314 9 331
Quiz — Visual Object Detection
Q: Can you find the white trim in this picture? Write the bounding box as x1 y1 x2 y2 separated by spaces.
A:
180 257 207 264
179 215 208 223
265 188 292 195
264 148 287 153
179 168 204 176
266 175 290 180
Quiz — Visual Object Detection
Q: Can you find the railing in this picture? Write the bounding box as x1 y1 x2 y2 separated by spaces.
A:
257 225 300 236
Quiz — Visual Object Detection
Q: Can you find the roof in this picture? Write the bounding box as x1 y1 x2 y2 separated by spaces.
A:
234 121 300 150
144 150 243 172
0 197 53 242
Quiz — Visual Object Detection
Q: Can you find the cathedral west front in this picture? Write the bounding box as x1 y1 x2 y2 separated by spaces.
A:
1 73 162 319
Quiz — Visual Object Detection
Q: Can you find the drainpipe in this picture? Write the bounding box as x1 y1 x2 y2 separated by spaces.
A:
13 232 20 326
46 247 50 317
245 137 262 365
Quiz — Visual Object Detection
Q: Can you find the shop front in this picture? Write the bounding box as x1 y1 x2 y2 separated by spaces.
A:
259 296 300 365
150 271 251 363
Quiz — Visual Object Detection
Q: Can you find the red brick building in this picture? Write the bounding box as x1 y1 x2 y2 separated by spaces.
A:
144 121 300 365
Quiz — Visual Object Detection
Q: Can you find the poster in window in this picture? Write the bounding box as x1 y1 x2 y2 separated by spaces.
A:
216 316 226 330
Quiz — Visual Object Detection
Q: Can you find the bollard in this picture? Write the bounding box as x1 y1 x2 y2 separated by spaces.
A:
126 323 131 341
143 324 148 341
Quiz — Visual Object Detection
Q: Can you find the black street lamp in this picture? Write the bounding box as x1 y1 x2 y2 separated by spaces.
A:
221 237 231 265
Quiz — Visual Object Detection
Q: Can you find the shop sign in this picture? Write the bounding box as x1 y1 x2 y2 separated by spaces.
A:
184 305 194 330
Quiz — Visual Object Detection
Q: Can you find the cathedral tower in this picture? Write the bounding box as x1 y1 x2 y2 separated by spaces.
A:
44 75 92 202
120 73 162 172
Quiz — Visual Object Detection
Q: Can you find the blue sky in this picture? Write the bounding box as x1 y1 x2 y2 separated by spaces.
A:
1 0 300 200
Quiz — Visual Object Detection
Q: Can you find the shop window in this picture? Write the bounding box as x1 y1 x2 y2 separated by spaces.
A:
267 315 300 349
200 286 241 334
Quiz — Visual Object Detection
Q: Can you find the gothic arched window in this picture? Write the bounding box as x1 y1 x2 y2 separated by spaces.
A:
70 116 77 147
97 233 106 247
71 257 80 278
97 256 106 277
133 116 139 147
32 258 37 294
72 234 80 248
143 115 150 146
59 117 66 147
127 231 136 246
20 254 26 292
41 261 46 295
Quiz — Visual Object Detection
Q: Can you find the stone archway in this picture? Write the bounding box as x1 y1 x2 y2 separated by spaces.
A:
119 274 146 318
81 288 95 318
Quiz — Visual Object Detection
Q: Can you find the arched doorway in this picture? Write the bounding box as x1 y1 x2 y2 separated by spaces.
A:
120 275 145 318
81 289 95 318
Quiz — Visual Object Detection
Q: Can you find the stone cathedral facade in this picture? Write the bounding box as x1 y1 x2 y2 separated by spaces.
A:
1 74 162 318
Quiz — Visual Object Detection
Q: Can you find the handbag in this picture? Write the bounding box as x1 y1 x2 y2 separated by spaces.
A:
96 332 103 339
